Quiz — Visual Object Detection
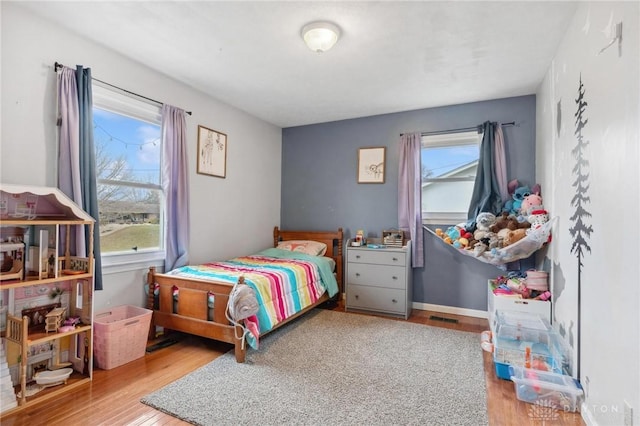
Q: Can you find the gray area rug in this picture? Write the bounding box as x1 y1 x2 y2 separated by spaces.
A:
141 309 488 425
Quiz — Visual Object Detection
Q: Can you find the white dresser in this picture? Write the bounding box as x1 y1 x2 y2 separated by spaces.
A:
345 240 412 319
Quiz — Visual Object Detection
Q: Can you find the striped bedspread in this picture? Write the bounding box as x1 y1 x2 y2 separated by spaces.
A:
166 248 339 347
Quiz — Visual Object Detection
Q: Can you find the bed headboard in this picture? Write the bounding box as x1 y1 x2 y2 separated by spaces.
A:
273 226 344 293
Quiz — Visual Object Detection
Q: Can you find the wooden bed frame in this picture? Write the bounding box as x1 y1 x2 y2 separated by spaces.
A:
146 226 343 363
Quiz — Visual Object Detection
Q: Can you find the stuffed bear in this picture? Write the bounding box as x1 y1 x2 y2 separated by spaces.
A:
473 232 500 256
503 228 527 246
490 212 530 244
490 212 512 234
490 212 530 233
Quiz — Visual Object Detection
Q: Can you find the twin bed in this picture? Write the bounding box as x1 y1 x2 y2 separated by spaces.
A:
146 227 343 362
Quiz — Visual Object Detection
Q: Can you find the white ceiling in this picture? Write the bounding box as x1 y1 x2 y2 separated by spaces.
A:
19 1 579 128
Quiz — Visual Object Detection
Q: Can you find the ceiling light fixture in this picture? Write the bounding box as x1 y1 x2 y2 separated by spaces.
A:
301 21 340 53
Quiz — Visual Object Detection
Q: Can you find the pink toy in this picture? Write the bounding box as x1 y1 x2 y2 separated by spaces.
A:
521 193 544 216
506 278 530 298
533 290 551 301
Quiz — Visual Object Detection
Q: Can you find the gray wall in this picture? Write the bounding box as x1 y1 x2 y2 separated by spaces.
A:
282 95 536 311
2 3 282 311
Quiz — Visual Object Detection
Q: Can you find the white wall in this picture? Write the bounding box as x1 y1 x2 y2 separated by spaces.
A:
536 2 639 425
1 3 282 311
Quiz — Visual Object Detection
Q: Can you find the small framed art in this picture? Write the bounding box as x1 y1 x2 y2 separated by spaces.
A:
197 125 227 178
357 147 385 184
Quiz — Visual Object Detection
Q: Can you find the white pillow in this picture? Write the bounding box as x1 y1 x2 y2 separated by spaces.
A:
276 240 327 256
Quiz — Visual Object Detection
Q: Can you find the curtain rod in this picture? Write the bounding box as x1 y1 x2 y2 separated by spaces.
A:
401 121 516 137
54 62 192 116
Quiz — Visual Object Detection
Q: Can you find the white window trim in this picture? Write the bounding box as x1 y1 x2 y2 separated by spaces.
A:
101 250 165 275
422 213 469 226
92 82 165 271
93 81 161 123
421 130 480 225
421 130 479 148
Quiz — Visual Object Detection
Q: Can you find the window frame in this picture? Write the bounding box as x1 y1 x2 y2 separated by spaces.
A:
421 130 481 225
91 82 165 272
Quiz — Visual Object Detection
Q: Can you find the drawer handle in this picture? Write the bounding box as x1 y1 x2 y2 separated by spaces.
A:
392 299 398 303
392 276 398 280
355 295 359 299
392 257 398 261
356 255 361 259
355 273 360 277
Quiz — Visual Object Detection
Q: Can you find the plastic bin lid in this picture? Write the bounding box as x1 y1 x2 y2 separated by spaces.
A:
496 310 552 331
509 366 584 395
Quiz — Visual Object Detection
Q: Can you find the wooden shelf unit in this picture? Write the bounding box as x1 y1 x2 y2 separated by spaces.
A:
0 184 95 417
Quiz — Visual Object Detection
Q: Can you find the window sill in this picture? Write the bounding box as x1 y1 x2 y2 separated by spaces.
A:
422 214 468 227
101 251 165 275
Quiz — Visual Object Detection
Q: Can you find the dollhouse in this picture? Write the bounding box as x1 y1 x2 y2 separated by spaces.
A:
0 184 94 414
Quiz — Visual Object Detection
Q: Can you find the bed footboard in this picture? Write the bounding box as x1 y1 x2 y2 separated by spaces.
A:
146 266 247 362
145 227 343 363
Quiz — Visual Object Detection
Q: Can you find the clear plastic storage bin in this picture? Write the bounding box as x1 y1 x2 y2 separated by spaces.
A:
492 310 568 380
493 310 552 334
510 366 584 412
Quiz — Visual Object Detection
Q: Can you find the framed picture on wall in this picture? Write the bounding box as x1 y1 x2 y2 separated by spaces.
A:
197 125 227 178
357 147 385 184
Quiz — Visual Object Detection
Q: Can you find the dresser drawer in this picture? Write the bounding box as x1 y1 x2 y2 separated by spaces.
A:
347 263 406 289
347 284 406 315
347 249 406 266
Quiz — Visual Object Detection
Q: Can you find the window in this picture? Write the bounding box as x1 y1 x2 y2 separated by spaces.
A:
92 82 164 261
421 130 481 224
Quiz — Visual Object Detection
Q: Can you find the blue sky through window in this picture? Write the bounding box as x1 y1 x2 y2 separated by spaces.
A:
421 144 479 178
93 108 161 184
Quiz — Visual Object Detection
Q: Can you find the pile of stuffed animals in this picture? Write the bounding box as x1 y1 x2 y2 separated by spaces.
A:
434 181 550 257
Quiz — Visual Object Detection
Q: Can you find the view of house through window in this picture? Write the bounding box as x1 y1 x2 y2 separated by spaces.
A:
421 130 480 224
92 83 164 255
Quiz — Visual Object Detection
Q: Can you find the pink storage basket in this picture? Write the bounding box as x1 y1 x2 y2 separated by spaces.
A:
525 270 549 291
93 305 152 370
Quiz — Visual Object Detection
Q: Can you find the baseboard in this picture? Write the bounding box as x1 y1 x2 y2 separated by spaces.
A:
341 294 488 319
413 302 488 319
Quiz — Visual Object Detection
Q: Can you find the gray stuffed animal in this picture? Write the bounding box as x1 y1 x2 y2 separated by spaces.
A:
474 212 497 240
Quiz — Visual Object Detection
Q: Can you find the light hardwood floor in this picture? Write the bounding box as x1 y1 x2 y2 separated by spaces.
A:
1 304 584 426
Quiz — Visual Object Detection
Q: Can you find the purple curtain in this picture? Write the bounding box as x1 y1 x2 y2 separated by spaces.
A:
57 65 103 290
398 133 424 268
494 124 509 202
162 105 190 271
57 67 85 256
